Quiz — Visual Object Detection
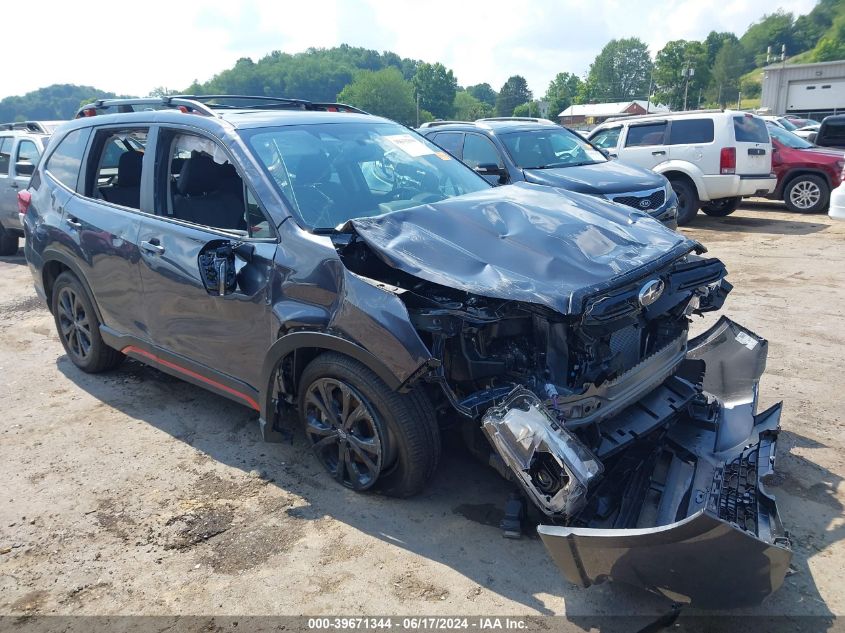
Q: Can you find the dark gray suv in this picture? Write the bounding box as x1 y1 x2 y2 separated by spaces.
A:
419 118 678 228
22 95 790 608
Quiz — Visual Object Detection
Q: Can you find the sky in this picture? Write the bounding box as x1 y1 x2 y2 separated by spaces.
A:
4 0 818 101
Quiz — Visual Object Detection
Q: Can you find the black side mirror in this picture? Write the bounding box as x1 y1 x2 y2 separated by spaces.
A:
475 163 508 185
15 162 34 176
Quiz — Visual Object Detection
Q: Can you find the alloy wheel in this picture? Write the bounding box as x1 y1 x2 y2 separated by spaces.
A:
57 287 92 361
790 180 821 210
303 378 384 490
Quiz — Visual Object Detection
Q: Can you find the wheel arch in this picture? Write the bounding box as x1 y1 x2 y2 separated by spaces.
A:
777 168 832 198
258 331 427 441
656 164 707 201
40 250 103 322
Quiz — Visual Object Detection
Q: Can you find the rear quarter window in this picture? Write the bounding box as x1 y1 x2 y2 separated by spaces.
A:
668 119 714 144
732 116 769 144
45 127 92 191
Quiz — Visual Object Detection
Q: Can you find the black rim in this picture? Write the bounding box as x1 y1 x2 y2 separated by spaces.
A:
57 287 92 361
303 378 383 490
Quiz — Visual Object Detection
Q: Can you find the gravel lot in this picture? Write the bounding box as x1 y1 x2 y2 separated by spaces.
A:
1 201 843 621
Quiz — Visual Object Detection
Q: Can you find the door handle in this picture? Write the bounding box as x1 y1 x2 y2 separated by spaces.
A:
140 240 165 255
652 150 666 156
65 217 82 229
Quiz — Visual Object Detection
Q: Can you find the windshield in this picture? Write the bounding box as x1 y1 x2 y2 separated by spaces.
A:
242 122 490 230
777 118 798 131
499 128 607 169
767 123 815 149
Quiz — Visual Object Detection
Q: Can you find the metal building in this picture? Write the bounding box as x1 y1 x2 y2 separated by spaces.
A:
761 60 845 118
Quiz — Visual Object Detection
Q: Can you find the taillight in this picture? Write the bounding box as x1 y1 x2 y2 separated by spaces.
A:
720 147 736 175
17 190 31 215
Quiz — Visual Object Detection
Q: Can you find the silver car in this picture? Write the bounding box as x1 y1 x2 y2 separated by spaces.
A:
0 121 62 255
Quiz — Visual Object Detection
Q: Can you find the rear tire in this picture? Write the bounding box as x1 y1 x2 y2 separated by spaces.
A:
0 226 18 256
701 196 741 217
783 175 829 213
669 179 699 225
298 352 440 498
51 271 124 373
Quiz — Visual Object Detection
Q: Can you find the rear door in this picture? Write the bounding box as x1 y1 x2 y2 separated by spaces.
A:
731 114 772 176
136 126 277 392
59 125 148 339
667 118 716 174
618 121 669 170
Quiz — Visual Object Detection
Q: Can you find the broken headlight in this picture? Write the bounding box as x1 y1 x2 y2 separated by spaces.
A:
482 388 603 518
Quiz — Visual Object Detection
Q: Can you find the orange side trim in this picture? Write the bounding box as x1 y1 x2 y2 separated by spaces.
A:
121 346 260 411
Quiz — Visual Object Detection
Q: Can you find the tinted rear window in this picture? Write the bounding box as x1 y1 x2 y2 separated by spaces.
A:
625 122 667 147
45 127 91 190
733 115 769 143
822 120 845 141
668 119 714 144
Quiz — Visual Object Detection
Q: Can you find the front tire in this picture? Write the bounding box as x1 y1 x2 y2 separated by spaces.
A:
298 352 440 497
0 225 18 256
51 271 124 373
784 175 829 213
701 196 741 217
669 179 699 225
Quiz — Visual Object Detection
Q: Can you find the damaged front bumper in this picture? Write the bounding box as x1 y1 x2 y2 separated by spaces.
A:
483 317 792 608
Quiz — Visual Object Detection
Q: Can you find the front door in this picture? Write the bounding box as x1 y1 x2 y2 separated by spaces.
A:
137 127 277 391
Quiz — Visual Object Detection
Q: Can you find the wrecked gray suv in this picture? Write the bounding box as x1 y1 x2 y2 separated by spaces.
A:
25 96 790 609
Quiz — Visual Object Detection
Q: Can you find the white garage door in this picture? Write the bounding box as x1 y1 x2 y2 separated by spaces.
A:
787 78 845 111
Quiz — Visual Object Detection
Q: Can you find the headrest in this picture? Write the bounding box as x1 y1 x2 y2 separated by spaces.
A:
178 151 220 196
117 151 143 187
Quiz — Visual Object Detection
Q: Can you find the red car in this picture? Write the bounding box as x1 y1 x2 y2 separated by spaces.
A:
767 122 845 213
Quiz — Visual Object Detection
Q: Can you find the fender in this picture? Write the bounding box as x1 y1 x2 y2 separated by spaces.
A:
258 331 427 442
654 161 709 202
39 247 104 323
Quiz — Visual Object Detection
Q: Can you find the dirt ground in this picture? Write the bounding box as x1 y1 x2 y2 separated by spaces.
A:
0 200 843 621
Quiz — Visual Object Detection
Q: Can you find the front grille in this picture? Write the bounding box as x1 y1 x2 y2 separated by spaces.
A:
611 188 666 211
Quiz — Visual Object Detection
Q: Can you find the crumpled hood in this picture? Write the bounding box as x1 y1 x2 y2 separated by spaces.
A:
522 160 665 195
349 183 696 315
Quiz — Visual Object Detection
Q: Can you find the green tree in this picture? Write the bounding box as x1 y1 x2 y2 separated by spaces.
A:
412 62 458 119
0 84 129 121
544 72 582 118
512 101 543 118
495 76 532 116
653 40 709 110
337 68 417 126
582 38 653 102
453 91 491 121
710 40 748 106
740 11 796 66
466 83 497 107
793 0 841 53
704 31 741 66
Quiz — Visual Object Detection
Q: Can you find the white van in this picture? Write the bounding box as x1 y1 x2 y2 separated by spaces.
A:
588 110 776 224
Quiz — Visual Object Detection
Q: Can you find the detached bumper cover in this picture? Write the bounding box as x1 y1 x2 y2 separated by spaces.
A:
536 318 792 607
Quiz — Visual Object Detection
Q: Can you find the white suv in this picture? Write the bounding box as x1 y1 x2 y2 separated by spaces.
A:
588 110 776 225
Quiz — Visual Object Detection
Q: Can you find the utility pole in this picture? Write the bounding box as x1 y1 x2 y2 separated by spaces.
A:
683 66 694 111
416 93 420 127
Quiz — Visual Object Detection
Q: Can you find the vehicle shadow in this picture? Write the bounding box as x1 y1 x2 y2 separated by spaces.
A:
56 358 841 625
0 245 26 265
686 209 829 236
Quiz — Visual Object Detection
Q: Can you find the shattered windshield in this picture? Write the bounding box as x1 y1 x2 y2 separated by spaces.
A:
242 122 490 230
500 128 607 169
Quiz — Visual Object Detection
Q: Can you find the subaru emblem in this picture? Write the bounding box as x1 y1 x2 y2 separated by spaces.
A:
639 199 652 208
638 279 664 307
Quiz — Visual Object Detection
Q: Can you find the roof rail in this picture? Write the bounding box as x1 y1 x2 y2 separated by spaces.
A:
0 121 52 133
418 120 472 129
603 108 724 123
75 95 369 119
476 117 555 124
